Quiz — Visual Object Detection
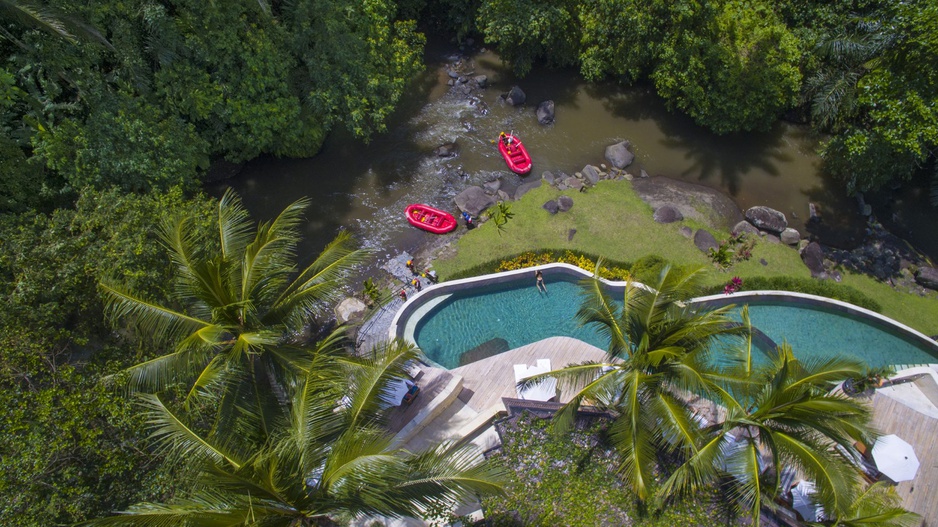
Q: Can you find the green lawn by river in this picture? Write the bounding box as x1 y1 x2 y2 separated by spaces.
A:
433 180 938 336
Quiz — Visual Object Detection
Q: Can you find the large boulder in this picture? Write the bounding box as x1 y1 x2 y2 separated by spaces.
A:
542 200 560 214
915 267 938 291
604 141 635 169
482 178 502 194
580 165 601 186
506 85 526 106
536 100 555 124
335 297 368 325
780 227 801 245
433 142 459 158
745 206 788 234
454 186 496 216
694 229 719 253
514 180 542 200
557 195 574 212
631 176 743 231
653 205 683 224
733 220 761 236
801 242 826 277
472 75 488 88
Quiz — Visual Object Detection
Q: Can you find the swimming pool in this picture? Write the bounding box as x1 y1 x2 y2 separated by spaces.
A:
393 265 938 370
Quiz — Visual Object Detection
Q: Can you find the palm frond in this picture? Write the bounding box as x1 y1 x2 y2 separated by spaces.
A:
75 490 253 526
0 0 75 42
269 230 369 324
105 343 218 394
100 282 212 345
576 275 628 358
138 393 244 470
339 339 421 430
774 431 859 518
722 439 766 525
216 187 255 262
818 481 921 527
607 369 658 500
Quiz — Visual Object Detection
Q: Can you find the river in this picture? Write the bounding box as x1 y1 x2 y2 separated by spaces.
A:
209 42 937 267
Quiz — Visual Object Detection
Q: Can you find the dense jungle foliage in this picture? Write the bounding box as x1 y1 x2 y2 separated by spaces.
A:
0 0 935 524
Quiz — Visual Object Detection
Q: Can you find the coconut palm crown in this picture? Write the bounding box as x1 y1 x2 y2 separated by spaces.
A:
100 189 368 429
661 343 876 526
520 262 749 502
79 338 506 526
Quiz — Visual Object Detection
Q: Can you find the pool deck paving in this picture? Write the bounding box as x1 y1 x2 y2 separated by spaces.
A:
450 336 610 413
869 389 938 525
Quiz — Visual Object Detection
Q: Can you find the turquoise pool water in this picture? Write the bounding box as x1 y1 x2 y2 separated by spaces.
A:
412 275 938 369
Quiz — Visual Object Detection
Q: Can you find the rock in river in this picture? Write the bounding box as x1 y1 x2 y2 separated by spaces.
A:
580 165 601 186
455 186 496 216
536 100 555 124
505 85 526 106
434 142 459 158
604 140 634 169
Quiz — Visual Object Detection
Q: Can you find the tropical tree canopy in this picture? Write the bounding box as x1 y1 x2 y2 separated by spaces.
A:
79 338 506 526
100 188 369 433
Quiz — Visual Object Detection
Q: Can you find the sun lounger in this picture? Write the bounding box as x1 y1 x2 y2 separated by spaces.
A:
513 359 558 401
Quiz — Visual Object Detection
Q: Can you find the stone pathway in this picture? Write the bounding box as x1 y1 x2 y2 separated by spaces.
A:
355 252 436 352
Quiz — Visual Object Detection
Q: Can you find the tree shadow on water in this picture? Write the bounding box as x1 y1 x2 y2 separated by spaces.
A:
585 82 793 197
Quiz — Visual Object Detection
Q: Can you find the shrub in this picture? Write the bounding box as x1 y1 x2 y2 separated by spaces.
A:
447 250 632 281
629 254 668 284
706 276 882 312
708 232 755 270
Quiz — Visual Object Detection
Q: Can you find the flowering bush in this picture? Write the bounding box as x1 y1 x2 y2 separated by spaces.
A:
723 276 743 295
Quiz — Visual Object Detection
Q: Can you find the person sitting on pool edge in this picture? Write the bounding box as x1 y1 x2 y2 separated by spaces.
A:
535 269 547 292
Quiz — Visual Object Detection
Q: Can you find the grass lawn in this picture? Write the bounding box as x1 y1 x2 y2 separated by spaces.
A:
433 180 938 335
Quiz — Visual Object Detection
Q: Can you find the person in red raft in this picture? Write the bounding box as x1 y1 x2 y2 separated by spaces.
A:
499 131 512 151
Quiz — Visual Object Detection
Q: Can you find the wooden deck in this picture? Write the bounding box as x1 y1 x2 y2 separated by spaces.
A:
450 336 609 413
386 367 455 433
870 392 938 525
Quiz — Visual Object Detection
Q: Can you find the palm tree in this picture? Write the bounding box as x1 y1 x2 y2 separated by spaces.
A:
522 262 749 502
0 0 113 50
80 338 506 526
660 343 876 525
807 481 920 527
804 17 896 132
100 189 368 433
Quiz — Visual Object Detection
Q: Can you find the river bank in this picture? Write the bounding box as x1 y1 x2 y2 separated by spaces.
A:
210 43 938 277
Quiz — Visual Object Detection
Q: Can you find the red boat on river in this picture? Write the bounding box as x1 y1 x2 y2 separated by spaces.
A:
405 204 457 234
497 132 532 175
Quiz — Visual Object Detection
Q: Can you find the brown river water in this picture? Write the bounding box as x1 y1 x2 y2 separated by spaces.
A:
209 43 937 267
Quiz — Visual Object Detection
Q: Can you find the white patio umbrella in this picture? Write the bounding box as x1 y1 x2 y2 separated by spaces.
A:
791 480 825 522
872 434 920 482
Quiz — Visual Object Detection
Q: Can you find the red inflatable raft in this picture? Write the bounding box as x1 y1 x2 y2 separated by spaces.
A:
405 204 457 234
497 132 532 175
